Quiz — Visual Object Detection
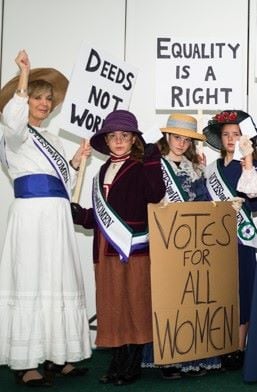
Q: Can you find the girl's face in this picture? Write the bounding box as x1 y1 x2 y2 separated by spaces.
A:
221 124 241 154
105 131 135 156
28 90 53 126
168 134 192 158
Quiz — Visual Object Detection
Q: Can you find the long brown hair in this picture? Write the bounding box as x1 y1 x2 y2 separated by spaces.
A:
158 134 200 165
130 134 144 161
251 136 257 160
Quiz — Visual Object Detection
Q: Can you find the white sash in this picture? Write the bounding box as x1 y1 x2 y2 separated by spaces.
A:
161 158 189 202
206 160 257 248
93 172 148 262
28 125 71 199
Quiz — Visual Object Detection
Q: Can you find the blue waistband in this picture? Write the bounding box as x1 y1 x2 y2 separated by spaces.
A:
14 174 69 200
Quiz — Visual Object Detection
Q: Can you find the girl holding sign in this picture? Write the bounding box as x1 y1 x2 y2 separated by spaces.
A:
0 50 92 386
71 109 166 386
158 113 209 204
203 110 257 372
142 113 222 378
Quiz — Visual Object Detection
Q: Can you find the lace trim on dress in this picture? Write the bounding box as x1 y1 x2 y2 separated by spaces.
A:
237 167 257 198
164 155 204 201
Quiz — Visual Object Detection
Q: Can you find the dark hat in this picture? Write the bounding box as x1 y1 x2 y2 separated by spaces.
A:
160 113 206 141
203 110 256 151
90 109 144 154
0 68 68 113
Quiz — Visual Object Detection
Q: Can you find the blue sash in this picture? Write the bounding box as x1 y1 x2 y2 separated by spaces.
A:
14 174 69 200
28 125 71 200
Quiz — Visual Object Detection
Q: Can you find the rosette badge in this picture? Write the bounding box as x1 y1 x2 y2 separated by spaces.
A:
238 222 257 241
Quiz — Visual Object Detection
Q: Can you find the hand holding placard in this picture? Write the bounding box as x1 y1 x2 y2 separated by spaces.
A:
72 139 90 203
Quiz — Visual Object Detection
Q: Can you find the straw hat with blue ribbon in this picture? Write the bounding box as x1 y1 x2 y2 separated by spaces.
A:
160 113 206 141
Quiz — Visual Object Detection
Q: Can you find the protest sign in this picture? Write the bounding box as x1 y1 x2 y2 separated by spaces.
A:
156 37 243 110
148 201 239 364
60 43 138 138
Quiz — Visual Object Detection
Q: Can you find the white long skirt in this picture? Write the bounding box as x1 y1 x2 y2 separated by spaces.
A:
0 197 91 369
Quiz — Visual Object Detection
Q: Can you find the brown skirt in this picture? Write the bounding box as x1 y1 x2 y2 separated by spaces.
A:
95 234 153 347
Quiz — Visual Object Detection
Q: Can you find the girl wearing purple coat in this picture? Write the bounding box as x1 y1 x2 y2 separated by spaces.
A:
71 110 166 386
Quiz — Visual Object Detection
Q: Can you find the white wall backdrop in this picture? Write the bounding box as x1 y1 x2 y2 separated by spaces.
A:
126 0 249 164
248 0 257 121
0 0 126 342
0 0 3 81
0 0 256 342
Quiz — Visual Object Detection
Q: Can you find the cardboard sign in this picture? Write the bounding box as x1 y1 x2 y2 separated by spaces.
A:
156 37 243 110
60 44 138 138
148 201 239 364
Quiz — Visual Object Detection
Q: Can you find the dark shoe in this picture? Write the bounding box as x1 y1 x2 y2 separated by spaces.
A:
61 367 88 376
99 346 129 384
113 372 141 386
99 373 118 384
124 344 143 377
221 350 244 371
161 367 182 380
113 344 143 386
44 361 88 382
14 369 52 387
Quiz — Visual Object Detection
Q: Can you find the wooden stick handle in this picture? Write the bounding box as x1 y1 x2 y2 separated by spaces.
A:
197 109 204 155
72 155 87 203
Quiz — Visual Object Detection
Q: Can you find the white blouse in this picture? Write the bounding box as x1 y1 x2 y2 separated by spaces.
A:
1 94 77 186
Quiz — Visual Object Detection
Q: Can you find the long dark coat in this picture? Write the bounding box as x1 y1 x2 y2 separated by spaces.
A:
73 147 166 347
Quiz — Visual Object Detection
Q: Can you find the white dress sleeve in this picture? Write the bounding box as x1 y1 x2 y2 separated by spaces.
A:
237 167 257 198
2 94 29 149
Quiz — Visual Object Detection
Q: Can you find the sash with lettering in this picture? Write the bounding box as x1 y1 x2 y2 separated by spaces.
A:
28 124 71 199
206 160 257 248
161 157 189 202
92 172 148 262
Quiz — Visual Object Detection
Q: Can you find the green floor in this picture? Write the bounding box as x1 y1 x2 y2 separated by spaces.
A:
0 349 257 392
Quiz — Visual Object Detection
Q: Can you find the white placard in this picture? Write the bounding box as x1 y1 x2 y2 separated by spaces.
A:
60 43 138 138
156 38 243 110
239 117 257 138
233 140 243 161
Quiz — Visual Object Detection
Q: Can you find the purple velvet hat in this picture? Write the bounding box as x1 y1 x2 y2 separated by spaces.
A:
90 109 143 154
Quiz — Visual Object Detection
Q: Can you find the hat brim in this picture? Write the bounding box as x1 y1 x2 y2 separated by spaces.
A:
202 124 223 151
0 68 68 113
90 129 144 155
160 127 206 142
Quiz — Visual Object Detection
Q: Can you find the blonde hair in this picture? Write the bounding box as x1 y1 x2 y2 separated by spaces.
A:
28 79 53 98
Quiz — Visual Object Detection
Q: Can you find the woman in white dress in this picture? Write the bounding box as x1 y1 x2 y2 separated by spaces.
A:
0 50 91 386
